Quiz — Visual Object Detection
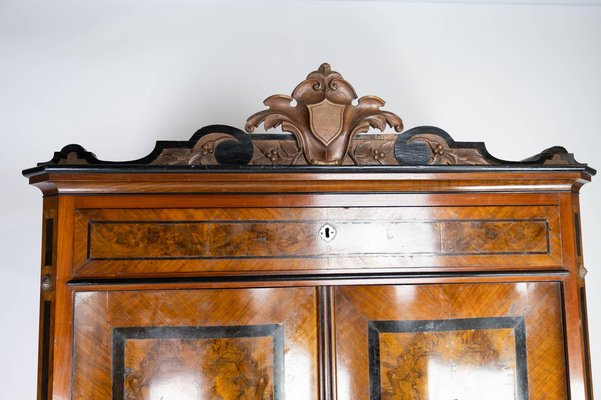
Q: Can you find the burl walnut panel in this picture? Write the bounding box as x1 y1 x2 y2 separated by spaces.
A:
73 204 562 278
114 326 282 399
335 282 567 400
370 317 526 400
72 287 318 400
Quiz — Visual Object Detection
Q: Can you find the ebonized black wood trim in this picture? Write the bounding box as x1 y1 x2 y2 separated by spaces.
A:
67 270 570 286
44 218 54 267
41 300 52 400
22 124 596 177
574 212 582 257
23 163 597 178
112 324 284 400
580 287 594 398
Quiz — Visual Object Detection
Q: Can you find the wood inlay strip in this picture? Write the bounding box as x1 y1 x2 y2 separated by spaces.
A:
574 212 582 257
40 300 52 400
318 287 336 400
580 287 593 398
44 218 54 266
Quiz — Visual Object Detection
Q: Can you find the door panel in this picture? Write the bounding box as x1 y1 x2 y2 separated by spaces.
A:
335 282 567 400
72 287 318 400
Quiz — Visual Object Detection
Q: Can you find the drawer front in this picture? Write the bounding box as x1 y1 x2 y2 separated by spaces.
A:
73 205 563 278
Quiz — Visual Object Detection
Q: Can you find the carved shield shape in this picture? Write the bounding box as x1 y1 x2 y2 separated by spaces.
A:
307 99 345 145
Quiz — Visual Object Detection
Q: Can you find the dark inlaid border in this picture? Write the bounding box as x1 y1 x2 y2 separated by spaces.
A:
41 300 52 400
86 218 550 261
112 324 284 400
368 317 528 400
574 212 582 257
44 218 54 267
580 287 593 398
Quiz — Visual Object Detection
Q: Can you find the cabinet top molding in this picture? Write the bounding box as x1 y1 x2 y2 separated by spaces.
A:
23 63 595 178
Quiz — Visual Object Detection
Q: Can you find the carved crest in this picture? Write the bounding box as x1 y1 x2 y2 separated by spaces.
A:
246 63 404 165
307 99 345 145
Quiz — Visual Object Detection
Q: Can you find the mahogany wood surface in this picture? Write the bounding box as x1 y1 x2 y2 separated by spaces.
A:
26 167 593 400
27 174 593 400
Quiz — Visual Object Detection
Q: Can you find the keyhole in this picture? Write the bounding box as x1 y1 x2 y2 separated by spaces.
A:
319 224 336 242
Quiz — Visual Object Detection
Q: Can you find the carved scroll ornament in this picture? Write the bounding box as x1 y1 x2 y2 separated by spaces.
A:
245 63 403 165
26 62 594 175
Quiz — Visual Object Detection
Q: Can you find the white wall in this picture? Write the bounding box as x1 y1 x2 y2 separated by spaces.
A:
1 1 599 398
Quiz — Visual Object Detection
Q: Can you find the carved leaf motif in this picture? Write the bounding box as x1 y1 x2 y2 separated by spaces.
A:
408 134 493 166
146 126 253 166
251 139 304 165
280 140 301 156
353 142 376 165
448 150 491 165
352 139 396 166
263 112 294 131
152 133 239 166
152 148 194 165
246 63 403 165
542 152 576 165
188 133 234 165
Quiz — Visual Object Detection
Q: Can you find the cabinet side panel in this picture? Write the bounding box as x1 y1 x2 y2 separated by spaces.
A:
37 197 57 400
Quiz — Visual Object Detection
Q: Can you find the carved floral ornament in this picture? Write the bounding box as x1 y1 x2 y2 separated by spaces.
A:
246 63 403 165
29 63 592 172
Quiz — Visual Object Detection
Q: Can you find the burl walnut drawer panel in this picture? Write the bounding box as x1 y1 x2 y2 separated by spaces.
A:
72 205 563 278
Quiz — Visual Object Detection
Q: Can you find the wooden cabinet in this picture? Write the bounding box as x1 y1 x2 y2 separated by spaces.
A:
25 64 595 399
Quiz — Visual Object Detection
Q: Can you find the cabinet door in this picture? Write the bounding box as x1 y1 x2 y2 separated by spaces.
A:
72 287 318 399
335 283 567 400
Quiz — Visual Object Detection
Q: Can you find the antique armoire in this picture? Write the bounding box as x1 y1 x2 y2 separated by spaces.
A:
24 64 595 399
